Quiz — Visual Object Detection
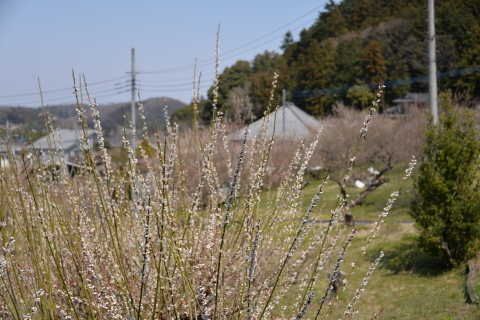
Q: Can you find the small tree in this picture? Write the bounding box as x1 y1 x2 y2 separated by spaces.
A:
280 31 294 51
411 96 480 265
136 139 155 158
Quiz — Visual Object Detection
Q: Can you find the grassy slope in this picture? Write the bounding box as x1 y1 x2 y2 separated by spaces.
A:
282 224 480 319
335 223 480 320
262 164 480 319
300 164 416 222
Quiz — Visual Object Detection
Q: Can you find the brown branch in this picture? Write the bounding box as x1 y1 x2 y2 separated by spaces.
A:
349 177 389 207
349 157 393 208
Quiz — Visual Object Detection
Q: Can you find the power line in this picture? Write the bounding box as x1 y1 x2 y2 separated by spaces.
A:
1 4 323 105
0 75 129 100
2 86 128 106
139 4 323 74
90 91 130 101
291 65 480 99
84 75 130 86
138 72 216 83
137 88 198 93
7 64 478 107
137 78 214 89
133 16 316 92
142 19 315 74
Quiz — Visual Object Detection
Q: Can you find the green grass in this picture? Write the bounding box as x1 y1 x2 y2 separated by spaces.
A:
308 223 480 319
259 164 480 319
299 163 415 221
360 224 480 319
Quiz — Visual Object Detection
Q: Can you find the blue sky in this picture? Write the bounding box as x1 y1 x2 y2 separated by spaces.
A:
0 0 327 108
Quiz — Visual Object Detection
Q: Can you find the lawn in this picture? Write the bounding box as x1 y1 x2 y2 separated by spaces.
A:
261 164 480 319
299 163 416 221
276 223 480 319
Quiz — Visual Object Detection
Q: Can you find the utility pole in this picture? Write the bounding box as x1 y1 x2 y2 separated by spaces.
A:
130 48 136 151
282 89 286 136
428 0 438 124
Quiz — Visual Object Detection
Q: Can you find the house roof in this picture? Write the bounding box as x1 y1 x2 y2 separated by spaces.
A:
232 102 322 141
0 141 25 154
393 92 429 104
33 128 95 150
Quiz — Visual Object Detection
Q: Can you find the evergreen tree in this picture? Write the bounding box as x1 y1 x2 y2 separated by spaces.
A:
346 84 376 109
363 41 386 85
411 96 480 265
295 39 335 115
280 31 294 52
200 60 253 122
197 0 480 121
333 37 365 87
251 50 280 74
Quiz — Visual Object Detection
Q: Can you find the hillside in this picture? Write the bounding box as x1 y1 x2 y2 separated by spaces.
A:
0 97 187 139
188 0 480 123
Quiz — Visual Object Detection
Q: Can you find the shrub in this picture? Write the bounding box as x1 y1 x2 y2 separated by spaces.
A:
411 94 480 265
0 73 415 319
317 102 425 174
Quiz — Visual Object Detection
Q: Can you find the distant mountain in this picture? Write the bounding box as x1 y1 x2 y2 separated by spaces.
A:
0 97 187 140
94 97 187 132
0 105 44 132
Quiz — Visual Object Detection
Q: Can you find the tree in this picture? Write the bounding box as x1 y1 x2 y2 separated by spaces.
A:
411 96 480 265
136 139 156 158
171 104 195 125
251 50 280 74
280 31 294 51
294 39 335 115
332 36 364 90
249 51 282 115
200 60 252 122
346 84 376 109
363 41 386 85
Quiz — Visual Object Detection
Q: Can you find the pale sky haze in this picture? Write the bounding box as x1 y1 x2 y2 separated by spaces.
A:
0 0 327 108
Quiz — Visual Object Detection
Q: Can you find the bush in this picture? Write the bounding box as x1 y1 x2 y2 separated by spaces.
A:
0 78 415 319
317 102 425 174
411 95 480 265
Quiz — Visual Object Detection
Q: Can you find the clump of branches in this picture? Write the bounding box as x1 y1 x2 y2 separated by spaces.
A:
0 68 417 319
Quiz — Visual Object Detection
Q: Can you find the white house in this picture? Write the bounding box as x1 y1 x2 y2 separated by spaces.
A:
32 128 96 162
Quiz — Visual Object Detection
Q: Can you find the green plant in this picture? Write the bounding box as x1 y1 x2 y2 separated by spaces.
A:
411 94 480 265
136 139 155 158
0 64 418 319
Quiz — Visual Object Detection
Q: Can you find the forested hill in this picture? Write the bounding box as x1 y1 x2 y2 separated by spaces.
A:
190 0 480 122
0 97 186 139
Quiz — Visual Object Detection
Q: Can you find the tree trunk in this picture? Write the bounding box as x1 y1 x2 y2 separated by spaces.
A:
466 259 478 304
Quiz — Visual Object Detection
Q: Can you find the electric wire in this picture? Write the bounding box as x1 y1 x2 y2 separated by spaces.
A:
140 19 315 74
139 3 323 74
291 65 480 98
3 87 127 106
0 75 129 99
136 78 214 89
137 72 216 83
4 65 478 106
1 4 322 103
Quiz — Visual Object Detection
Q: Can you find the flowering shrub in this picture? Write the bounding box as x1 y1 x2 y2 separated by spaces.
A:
0 69 417 319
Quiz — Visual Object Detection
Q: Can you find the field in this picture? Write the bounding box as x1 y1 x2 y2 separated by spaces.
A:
1 87 479 319
289 166 480 319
